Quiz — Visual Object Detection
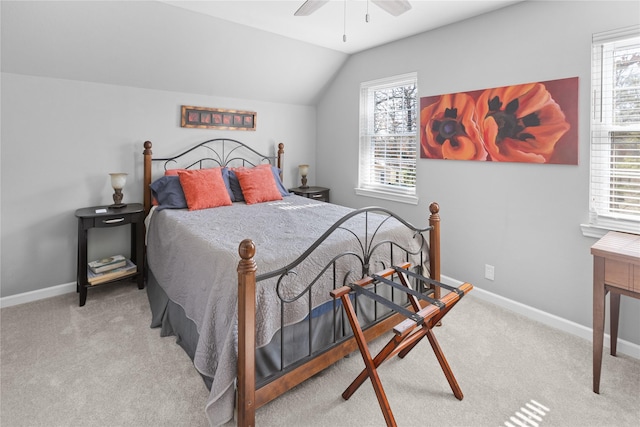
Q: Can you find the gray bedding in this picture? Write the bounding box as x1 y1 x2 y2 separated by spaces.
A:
146 195 424 426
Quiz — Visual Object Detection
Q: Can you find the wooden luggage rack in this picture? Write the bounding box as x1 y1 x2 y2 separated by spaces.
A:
330 263 473 427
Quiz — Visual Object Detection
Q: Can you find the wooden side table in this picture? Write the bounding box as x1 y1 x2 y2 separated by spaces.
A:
590 231 640 393
289 186 330 203
75 203 145 306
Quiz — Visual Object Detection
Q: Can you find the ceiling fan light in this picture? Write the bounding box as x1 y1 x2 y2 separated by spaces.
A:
371 0 412 16
294 0 330 16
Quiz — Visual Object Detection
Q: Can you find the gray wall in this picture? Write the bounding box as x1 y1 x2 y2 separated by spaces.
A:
1 0 335 298
0 74 316 297
316 0 640 345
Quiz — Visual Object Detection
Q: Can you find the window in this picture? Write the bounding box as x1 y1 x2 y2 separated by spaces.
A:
585 26 640 237
357 73 418 204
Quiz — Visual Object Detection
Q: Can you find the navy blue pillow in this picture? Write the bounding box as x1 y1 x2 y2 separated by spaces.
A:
225 166 290 202
220 167 238 202
226 169 244 202
270 166 291 197
150 176 187 211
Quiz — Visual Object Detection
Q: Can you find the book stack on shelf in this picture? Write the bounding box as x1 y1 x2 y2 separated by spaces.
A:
87 255 137 285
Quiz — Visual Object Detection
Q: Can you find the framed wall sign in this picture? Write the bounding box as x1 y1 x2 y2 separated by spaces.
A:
181 105 257 131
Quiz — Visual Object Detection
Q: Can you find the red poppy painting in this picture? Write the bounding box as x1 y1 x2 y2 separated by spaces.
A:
420 77 578 164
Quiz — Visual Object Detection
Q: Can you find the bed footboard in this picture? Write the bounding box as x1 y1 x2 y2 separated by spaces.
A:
236 202 441 427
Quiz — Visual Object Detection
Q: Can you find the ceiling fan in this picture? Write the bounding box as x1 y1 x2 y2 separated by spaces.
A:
294 0 412 17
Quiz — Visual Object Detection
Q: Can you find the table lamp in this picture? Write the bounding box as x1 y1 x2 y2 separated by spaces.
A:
109 173 128 208
298 164 309 189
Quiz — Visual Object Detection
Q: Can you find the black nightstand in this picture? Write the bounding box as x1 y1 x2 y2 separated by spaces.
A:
289 186 330 203
75 203 145 306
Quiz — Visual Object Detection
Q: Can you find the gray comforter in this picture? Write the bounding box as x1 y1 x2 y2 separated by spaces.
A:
146 195 424 425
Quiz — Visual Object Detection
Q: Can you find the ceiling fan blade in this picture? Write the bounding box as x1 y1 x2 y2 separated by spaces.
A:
371 0 412 16
294 0 330 16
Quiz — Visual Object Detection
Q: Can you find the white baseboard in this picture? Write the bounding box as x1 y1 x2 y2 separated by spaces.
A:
441 275 640 360
0 282 76 308
3 277 640 359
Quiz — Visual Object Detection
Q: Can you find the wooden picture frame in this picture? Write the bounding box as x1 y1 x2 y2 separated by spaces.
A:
181 105 257 131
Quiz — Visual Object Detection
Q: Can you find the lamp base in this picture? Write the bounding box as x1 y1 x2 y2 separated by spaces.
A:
109 203 127 209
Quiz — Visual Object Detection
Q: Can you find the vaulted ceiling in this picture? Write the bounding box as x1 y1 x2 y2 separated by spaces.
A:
1 1 522 105
159 0 523 54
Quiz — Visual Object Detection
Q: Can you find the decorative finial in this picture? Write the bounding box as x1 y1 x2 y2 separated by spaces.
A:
239 239 256 260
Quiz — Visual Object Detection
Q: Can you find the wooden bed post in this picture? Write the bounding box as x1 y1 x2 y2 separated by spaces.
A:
143 141 153 215
429 202 441 299
237 239 257 427
277 142 284 181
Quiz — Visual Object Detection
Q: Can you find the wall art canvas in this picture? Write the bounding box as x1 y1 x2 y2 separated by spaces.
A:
420 77 578 164
181 106 256 131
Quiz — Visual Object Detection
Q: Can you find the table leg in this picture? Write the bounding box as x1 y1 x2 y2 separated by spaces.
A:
79 286 88 307
132 222 145 290
609 291 620 357
78 221 88 307
593 256 606 394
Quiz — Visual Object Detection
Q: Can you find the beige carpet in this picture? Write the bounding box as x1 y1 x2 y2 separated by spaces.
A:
1 282 639 426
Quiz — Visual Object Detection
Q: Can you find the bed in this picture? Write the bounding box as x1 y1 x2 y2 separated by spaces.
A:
142 138 444 426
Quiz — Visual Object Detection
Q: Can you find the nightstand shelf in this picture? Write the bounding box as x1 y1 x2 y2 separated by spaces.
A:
289 186 330 203
75 203 145 306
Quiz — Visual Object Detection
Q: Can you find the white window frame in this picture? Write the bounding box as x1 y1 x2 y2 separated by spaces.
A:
582 26 640 238
356 72 418 205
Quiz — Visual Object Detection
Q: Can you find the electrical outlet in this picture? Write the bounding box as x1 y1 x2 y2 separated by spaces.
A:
485 264 495 281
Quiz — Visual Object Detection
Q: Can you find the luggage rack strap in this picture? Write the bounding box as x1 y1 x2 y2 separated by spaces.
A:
348 283 424 325
393 266 465 297
371 273 444 310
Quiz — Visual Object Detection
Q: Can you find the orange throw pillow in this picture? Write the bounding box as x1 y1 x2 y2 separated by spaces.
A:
177 168 232 211
233 165 283 205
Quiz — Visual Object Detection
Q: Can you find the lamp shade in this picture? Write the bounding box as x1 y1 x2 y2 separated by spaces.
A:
298 164 309 176
109 173 127 190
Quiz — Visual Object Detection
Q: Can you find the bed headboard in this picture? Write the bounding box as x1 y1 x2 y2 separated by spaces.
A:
143 138 285 215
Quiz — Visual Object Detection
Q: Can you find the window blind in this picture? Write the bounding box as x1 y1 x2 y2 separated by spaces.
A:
590 26 640 226
359 73 417 197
